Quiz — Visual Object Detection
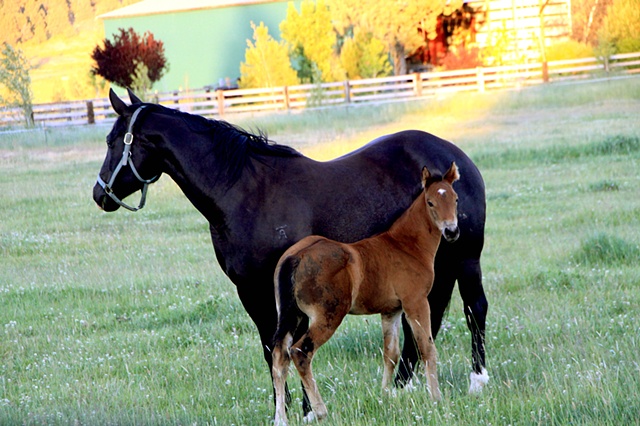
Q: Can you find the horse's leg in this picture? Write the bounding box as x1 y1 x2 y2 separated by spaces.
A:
403 299 441 401
381 312 402 390
272 332 293 426
396 250 457 387
458 257 489 393
290 304 348 423
235 281 299 412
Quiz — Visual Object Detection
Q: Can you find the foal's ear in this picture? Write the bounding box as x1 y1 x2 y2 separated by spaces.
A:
127 88 144 105
444 162 460 184
109 88 128 116
421 166 432 189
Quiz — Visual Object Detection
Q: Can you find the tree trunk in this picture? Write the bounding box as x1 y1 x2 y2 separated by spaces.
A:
391 41 407 76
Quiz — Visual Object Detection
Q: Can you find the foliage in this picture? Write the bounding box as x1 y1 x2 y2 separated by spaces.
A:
0 42 34 127
280 0 342 83
340 30 392 79
91 27 168 96
545 40 594 61
239 22 299 89
0 0 138 45
480 19 514 66
328 0 462 75
441 46 482 70
602 0 640 51
570 0 612 45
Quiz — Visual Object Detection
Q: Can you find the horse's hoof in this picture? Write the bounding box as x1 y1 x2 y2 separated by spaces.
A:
469 368 489 394
303 412 318 423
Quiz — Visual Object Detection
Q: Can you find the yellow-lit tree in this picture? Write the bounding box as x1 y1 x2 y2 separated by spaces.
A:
602 0 640 52
328 0 462 75
280 0 342 82
240 22 299 89
340 30 392 79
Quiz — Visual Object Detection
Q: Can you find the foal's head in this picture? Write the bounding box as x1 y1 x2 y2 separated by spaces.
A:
422 162 460 243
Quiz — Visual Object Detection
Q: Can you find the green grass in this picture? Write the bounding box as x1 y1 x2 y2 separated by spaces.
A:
1 77 640 425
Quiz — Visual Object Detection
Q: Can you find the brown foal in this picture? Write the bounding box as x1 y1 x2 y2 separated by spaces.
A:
271 162 460 425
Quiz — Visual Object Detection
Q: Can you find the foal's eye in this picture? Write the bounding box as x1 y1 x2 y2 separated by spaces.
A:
427 200 434 207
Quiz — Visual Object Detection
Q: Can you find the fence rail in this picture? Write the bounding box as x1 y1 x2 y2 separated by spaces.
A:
2 52 639 128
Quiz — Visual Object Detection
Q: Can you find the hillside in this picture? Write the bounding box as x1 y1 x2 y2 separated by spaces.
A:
1 0 138 103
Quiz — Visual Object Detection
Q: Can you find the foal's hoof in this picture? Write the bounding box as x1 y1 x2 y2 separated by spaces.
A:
303 410 327 424
303 412 319 423
469 368 489 394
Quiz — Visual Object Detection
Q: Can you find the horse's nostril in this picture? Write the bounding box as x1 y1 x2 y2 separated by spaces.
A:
444 227 460 242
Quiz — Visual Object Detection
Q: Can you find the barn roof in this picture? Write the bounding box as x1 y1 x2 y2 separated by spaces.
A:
98 0 281 19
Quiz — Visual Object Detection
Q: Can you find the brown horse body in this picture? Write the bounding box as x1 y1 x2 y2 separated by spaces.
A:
272 163 460 424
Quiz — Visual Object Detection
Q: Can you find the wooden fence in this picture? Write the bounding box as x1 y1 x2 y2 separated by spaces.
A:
2 52 639 128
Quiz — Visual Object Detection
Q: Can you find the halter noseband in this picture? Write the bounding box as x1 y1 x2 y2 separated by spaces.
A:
96 105 159 211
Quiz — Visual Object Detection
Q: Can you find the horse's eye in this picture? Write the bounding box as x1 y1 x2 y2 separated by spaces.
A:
427 200 434 207
106 137 113 148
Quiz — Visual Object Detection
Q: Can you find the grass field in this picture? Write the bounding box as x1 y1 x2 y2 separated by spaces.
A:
1 77 640 425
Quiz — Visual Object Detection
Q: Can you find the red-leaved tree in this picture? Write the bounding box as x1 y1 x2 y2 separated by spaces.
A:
91 27 168 96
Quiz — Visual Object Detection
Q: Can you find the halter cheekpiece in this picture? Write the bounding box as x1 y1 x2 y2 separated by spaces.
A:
96 105 159 211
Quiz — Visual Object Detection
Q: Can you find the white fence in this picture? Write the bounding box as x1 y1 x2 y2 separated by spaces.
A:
2 52 639 128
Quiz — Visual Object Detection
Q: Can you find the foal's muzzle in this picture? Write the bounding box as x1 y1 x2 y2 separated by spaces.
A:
443 225 460 243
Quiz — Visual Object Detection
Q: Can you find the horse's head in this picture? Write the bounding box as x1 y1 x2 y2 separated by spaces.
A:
93 89 162 212
422 162 460 243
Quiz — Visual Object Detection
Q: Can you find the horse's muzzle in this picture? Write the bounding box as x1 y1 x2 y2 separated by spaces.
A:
93 184 120 212
443 225 460 243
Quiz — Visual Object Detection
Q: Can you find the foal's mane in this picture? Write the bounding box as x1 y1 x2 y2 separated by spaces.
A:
147 104 302 187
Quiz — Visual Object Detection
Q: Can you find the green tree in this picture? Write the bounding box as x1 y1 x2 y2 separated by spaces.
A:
340 30 392 79
0 42 34 127
280 0 342 82
329 0 462 75
240 22 299 89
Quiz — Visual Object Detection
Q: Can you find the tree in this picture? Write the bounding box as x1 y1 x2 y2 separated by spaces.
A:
280 0 342 82
340 30 392 79
328 0 463 75
571 0 612 45
0 42 34 127
602 0 640 52
239 21 299 89
91 27 168 97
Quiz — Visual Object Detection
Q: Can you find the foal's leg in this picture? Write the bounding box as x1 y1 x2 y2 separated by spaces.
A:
290 309 348 423
381 312 402 390
272 333 294 426
403 300 441 401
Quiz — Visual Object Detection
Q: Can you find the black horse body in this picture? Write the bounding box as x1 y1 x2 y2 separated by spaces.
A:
93 90 488 404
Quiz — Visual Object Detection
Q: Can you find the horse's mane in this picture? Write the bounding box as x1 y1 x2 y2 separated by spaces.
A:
149 105 302 187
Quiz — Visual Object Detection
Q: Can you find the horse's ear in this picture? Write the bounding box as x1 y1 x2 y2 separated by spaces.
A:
444 162 460 184
109 88 128 116
421 166 431 189
127 88 143 105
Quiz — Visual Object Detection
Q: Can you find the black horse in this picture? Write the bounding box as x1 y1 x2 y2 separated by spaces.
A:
93 89 489 410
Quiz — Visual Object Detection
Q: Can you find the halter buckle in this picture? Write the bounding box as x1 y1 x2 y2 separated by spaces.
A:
124 132 134 145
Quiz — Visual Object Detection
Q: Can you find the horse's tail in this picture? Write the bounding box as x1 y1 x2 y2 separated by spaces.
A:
273 255 304 347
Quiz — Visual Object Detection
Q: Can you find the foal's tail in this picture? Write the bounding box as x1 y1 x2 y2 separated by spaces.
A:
273 255 304 346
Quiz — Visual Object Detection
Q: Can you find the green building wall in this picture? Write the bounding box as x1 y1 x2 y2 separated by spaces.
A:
102 1 296 93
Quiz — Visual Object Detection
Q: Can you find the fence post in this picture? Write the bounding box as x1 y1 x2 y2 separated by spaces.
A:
86 100 95 124
476 67 485 93
343 81 351 104
283 86 291 110
542 61 549 82
604 56 610 74
413 73 423 97
217 90 225 117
